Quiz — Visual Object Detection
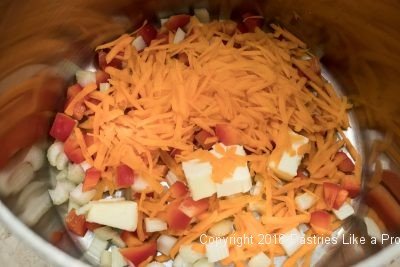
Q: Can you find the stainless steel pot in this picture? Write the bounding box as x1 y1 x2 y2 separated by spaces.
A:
0 0 399 266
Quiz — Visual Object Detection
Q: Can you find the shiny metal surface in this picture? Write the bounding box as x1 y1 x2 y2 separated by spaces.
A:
0 0 399 266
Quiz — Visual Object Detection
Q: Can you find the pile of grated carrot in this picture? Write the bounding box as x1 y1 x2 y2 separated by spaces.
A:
62 15 361 266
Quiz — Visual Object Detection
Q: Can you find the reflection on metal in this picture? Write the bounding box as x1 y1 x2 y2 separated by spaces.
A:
0 0 399 266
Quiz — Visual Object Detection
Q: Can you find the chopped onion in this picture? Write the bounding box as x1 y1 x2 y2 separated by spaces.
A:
166 170 179 185
193 258 213 267
67 163 85 184
157 234 178 255
248 252 271 267
68 199 80 212
23 145 44 171
56 152 69 171
295 192 317 211
80 161 92 172
194 8 210 23
131 175 149 192
174 28 186 44
48 180 76 205
173 254 191 267
179 245 204 264
47 141 64 167
208 219 233 237
100 250 112 267
99 82 110 92
333 203 354 220
19 190 52 226
75 203 92 215
85 235 109 261
279 228 304 256
76 70 96 87
70 183 96 205
94 226 126 248
205 240 229 262
145 217 167 232
132 36 147 51
111 246 127 267
56 169 68 181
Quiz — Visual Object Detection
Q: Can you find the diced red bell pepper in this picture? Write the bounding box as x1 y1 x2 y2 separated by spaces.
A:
137 23 158 45
341 175 361 198
155 32 169 44
195 130 215 149
241 12 264 32
169 181 188 198
65 209 87 236
334 152 355 173
116 164 135 188
83 167 101 192
98 51 122 70
165 14 191 31
215 124 240 146
49 113 76 142
323 182 341 209
64 133 85 164
310 210 331 235
120 231 142 247
333 189 349 209
166 200 191 231
120 242 157 266
178 197 209 218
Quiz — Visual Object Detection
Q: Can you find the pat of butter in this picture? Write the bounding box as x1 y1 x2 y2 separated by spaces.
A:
269 130 308 181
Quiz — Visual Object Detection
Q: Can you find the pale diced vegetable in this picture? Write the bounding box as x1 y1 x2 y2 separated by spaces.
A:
174 28 186 44
157 235 178 255
333 202 354 220
132 36 147 51
76 70 96 87
48 180 76 205
145 217 168 232
179 245 204 264
205 240 229 262
69 183 96 205
23 145 44 171
248 252 272 267
47 141 64 166
100 251 112 267
67 163 85 184
208 219 233 237
295 192 317 211
111 246 127 267
194 8 210 23
279 228 304 256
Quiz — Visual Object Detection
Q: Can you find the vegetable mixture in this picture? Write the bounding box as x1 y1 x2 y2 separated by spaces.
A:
47 9 361 267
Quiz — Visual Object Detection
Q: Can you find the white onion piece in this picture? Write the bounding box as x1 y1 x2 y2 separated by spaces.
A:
19 190 52 226
99 82 110 92
56 169 68 181
23 145 44 171
166 170 179 185
194 8 210 23
56 152 69 171
250 181 263 196
179 245 204 264
132 35 147 51
94 226 126 248
174 28 186 44
7 162 35 195
85 236 108 261
67 163 85 184
131 175 149 192
70 183 96 205
193 258 213 267
248 252 271 267
100 251 112 267
68 199 80 212
173 254 191 267
111 246 127 267
80 161 92 172
145 217 167 232
205 240 229 262
48 180 75 205
208 219 233 237
76 70 96 87
157 235 177 255
47 141 64 167
75 202 92 215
